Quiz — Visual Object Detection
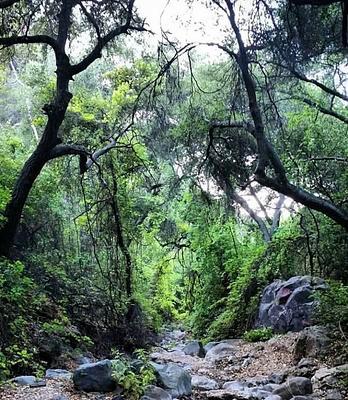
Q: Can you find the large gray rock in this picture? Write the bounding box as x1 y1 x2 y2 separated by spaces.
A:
183 341 205 358
294 326 331 362
141 385 172 400
273 377 312 400
153 363 191 398
205 342 236 363
73 359 116 392
256 276 328 333
192 375 219 390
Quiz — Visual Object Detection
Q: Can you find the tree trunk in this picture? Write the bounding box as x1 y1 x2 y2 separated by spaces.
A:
0 148 49 256
0 75 72 257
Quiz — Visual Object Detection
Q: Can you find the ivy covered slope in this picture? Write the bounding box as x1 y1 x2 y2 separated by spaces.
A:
0 0 347 388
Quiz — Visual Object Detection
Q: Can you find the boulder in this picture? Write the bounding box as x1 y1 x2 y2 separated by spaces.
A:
311 364 348 400
273 377 312 400
141 385 172 400
205 342 236 363
256 276 327 333
192 375 219 390
73 359 116 392
153 363 191 398
45 369 72 379
183 341 205 358
294 326 331 362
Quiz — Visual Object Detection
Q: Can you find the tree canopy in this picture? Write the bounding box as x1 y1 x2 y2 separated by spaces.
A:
0 0 347 387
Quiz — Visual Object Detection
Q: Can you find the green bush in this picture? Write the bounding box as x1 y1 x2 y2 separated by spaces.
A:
111 349 156 400
315 281 348 333
243 327 274 342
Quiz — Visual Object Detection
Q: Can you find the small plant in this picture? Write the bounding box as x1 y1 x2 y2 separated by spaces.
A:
243 327 273 342
111 349 155 400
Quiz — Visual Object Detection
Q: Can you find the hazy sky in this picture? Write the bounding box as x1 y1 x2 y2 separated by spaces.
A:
137 0 226 45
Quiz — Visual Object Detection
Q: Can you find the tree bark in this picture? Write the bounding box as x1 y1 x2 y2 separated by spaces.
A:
0 72 72 257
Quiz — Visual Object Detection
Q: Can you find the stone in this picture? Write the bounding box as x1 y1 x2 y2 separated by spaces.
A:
311 364 348 399
205 342 236 362
264 396 282 400
220 380 262 399
141 385 172 400
249 388 273 399
45 369 72 379
256 276 327 333
73 359 116 392
288 377 312 396
297 358 316 369
205 389 248 399
182 341 205 358
263 384 281 392
269 373 287 384
153 363 191 398
273 377 312 400
290 397 312 400
204 342 220 353
75 355 94 365
222 381 251 391
294 326 331 362
192 375 219 390
13 376 45 386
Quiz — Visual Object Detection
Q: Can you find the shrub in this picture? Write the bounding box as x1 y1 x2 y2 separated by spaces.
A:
243 327 274 342
111 349 156 400
315 281 348 333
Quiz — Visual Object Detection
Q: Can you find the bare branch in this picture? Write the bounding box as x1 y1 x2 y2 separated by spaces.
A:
279 64 348 102
300 97 348 124
71 0 146 76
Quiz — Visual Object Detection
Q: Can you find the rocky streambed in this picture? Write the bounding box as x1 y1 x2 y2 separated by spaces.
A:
148 326 348 400
1 276 347 400
1 325 347 400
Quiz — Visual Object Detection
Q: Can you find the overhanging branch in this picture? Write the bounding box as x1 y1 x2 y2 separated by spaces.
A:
48 138 118 173
0 35 60 55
